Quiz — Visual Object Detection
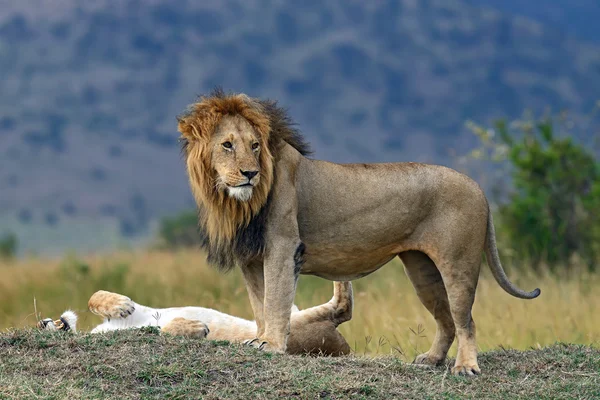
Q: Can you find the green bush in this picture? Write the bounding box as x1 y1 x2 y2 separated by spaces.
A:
157 210 200 249
468 116 600 270
0 233 17 259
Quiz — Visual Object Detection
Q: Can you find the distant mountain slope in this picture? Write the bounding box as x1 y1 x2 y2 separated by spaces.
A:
465 0 600 43
1 0 600 252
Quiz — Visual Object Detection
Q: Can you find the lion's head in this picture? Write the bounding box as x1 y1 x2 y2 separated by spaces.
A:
177 89 310 270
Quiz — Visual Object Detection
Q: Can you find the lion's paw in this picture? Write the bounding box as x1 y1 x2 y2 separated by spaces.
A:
413 352 445 367
243 338 261 346
244 338 268 350
451 364 481 376
161 318 209 338
88 290 135 319
244 338 284 354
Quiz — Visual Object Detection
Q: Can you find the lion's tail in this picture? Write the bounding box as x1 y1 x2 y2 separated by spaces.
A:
485 208 541 299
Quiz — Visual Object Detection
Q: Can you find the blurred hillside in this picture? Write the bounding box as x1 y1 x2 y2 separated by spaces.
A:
1 0 600 253
467 0 600 43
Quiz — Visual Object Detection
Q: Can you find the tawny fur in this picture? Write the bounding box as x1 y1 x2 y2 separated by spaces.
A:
39 282 353 356
178 90 541 376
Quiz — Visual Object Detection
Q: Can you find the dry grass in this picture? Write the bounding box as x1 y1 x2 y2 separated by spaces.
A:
0 329 598 399
0 250 598 361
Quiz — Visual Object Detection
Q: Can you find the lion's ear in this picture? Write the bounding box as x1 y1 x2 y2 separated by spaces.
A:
237 94 264 113
235 94 271 140
177 118 202 141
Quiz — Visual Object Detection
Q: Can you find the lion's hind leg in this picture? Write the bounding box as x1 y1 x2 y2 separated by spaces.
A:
161 318 210 338
88 290 135 319
400 251 455 367
436 252 482 376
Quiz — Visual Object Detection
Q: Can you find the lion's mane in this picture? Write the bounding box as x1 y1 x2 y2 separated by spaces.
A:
177 88 311 271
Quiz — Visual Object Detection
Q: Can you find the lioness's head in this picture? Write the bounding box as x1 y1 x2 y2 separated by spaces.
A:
177 91 274 242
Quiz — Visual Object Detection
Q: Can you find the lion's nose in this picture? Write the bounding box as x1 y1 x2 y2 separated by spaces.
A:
240 170 258 180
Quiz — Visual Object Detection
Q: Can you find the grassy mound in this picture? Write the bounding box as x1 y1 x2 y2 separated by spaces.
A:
0 329 598 399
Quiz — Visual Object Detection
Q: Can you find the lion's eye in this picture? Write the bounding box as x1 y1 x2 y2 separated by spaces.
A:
252 142 260 150
222 141 233 149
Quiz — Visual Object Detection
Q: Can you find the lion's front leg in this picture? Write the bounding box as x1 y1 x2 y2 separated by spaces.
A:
241 262 266 340
254 240 301 353
244 155 301 354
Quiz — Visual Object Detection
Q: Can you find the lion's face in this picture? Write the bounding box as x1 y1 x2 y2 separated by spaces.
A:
178 91 276 243
209 115 262 202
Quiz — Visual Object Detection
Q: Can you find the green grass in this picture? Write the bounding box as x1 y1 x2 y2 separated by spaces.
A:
0 329 598 399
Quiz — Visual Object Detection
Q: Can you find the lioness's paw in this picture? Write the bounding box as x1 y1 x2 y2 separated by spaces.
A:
161 318 209 338
451 364 481 376
88 290 135 319
37 318 58 331
413 352 445 367
37 311 77 332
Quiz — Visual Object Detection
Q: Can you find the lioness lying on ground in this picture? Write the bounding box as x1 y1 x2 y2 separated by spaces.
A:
38 281 353 356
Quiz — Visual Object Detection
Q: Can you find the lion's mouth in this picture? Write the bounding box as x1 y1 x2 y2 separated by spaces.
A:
226 184 254 201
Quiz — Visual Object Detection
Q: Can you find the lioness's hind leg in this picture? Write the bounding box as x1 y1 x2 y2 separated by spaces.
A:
331 281 353 325
400 251 455 366
88 290 135 319
161 318 210 338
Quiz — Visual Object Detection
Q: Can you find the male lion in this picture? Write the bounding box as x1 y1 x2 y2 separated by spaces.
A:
177 89 540 375
38 281 353 356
